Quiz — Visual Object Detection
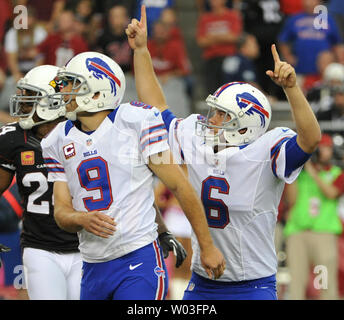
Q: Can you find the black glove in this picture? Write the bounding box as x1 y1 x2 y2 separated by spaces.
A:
0 243 11 268
158 231 187 268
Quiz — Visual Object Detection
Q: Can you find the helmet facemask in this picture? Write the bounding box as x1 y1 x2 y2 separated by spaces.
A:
49 70 92 121
10 82 64 130
196 95 250 147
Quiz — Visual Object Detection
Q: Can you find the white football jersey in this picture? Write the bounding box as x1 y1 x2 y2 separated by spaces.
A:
41 102 169 263
167 114 302 281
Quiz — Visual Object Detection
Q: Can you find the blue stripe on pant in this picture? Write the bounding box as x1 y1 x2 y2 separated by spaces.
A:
183 272 277 300
80 240 168 300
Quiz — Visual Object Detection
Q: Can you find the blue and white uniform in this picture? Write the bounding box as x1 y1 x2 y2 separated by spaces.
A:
162 110 311 300
41 102 170 300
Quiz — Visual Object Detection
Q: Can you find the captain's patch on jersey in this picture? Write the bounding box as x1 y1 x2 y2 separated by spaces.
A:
21 151 35 165
63 143 76 159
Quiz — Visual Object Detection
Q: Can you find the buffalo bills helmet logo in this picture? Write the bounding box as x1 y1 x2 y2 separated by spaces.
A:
86 57 121 96
236 92 269 127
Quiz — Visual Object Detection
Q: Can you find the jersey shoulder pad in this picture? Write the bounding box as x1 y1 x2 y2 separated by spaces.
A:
120 102 161 124
0 122 22 140
268 127 296 140
174 113 200 132
0 123 24 167
0 122 23 150
41 120 67 149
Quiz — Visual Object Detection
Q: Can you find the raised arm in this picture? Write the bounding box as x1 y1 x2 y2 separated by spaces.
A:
266 44 321 154
125 5 168 112
148 150 226 279
53 181 117 237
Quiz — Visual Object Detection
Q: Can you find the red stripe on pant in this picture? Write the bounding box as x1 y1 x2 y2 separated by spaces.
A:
153 240 164 300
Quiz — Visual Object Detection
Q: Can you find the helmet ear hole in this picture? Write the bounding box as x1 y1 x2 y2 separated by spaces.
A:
92 91 100 100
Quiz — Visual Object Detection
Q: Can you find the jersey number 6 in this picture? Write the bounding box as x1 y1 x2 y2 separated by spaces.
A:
201 176 230 229
77 156 113 211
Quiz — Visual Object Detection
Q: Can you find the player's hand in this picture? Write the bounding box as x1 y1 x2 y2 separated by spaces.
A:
266 44 297 89
126 5 147 50
200 245 226 280
158 231 187 268
81 211 117 238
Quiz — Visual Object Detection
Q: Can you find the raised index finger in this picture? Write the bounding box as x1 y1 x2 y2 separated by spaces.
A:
140 4 147 28
271 44 281 63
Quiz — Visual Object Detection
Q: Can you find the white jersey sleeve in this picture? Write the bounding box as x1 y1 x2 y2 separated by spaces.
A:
41 122 67 182
137 105 170 162
163 111 200 164
268 127 304 184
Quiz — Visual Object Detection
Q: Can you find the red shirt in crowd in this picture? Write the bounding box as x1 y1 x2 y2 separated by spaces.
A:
197 8 243 60
147 38 191 77
0 0 12 43
279 0 303 15
37 33 89 67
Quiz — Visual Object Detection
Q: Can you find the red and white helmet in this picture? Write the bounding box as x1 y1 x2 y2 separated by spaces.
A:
196 82 271 146
9 65 65 130
52 51 126 120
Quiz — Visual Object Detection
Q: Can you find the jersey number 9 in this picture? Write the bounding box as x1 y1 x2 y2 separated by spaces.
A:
77 157 113 211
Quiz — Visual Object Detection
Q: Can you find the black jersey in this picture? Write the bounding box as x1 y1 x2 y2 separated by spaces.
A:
0 123 79 252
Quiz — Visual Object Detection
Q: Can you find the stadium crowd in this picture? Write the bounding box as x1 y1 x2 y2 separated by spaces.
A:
1 0 344 300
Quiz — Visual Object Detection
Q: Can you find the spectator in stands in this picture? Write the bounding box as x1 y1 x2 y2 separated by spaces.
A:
279 0 303 16
148 19 191 117
35 10 89 67
160 8 183 44
134 0 175 37
303 50 336 93
196 0 243 94
284 134 342 300
159 7 194 99
316 85 344 136
278 0 343 84
0 49 12 121
70 0 99 48
328 0 344 42
0 6 46 116
307 61 344 113
95 5 131 74
195 0 238 12
4 6 47 82
221 33 259 88
0 0 12 116
241 0 284 99
18 0 66 33
95 4 135 101
0 0 11 44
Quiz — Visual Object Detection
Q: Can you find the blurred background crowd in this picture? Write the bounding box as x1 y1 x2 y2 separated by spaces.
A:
1 0 344 300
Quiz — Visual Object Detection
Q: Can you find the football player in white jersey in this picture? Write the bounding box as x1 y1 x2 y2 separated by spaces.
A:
127 14 321 299
41 5 225 301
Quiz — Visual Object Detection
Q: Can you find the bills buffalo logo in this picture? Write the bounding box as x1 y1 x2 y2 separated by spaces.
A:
86 57 121 96
236 92 270 127
154 266 166 278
